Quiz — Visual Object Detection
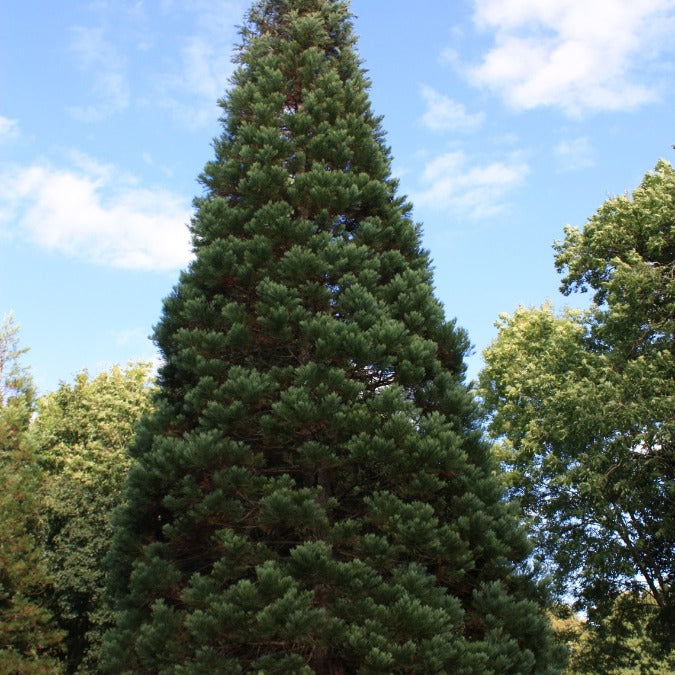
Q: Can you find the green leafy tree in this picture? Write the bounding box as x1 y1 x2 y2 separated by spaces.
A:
569 594 675 674
33 363 154 673
104 1 561 672
479 161 674 666
549 599 674 674
0 315 63 673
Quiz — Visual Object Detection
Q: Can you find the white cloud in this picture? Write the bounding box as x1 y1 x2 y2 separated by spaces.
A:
68 25 130 121
419 85 485 132
0 116 19 142
66 1 244 129
153 0 245 129
115 327 151 346
142 151 174 177
159 35 227 129
554 136 594 171
0 158 192 270
414 150 529 217
469 0 675 115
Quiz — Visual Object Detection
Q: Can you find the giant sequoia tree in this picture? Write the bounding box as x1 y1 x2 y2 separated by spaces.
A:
104 1 560 672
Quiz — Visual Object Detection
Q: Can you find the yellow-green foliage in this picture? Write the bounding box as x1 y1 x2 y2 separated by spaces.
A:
480 161 674 670
34 363 155 673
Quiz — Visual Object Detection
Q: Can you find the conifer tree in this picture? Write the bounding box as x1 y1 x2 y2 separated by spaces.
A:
0 315 63 673
104 1 561 671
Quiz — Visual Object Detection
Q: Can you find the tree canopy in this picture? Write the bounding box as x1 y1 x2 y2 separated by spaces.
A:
479 160 674 666
34 363 155 673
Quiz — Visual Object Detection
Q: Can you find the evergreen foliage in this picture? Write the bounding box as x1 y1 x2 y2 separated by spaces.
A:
480 161 674 667
0 315 63 673
104 1 561 671
34 364 154 673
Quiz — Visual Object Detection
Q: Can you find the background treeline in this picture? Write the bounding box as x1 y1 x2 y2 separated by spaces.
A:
0 342 154 673
1 159 672 673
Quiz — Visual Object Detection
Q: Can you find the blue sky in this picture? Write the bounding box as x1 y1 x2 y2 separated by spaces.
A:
2 0 674 393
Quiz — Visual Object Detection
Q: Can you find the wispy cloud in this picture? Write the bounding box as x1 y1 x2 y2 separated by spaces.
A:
64 1 244 129
142 151 174 177
468 0 675 115
0 116 19 142
68 25 130 121
413 150 529 217
0 156 192 270
156 35 226 129
419 85 485 133
152 0 245 129
115 327 151 346
554 136 594 172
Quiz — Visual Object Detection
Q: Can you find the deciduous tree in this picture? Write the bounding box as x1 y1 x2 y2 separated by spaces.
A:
34 363 154 673
480 160 674 665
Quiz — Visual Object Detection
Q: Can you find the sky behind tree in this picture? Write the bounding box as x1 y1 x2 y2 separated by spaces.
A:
1 0 674 392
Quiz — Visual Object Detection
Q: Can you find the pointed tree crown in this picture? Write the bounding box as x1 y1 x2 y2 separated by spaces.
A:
103 2 561 672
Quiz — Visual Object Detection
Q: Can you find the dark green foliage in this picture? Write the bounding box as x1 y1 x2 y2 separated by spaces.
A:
104 1 561 671
0 315 63 673
34 364 154 673
480 161 674 667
